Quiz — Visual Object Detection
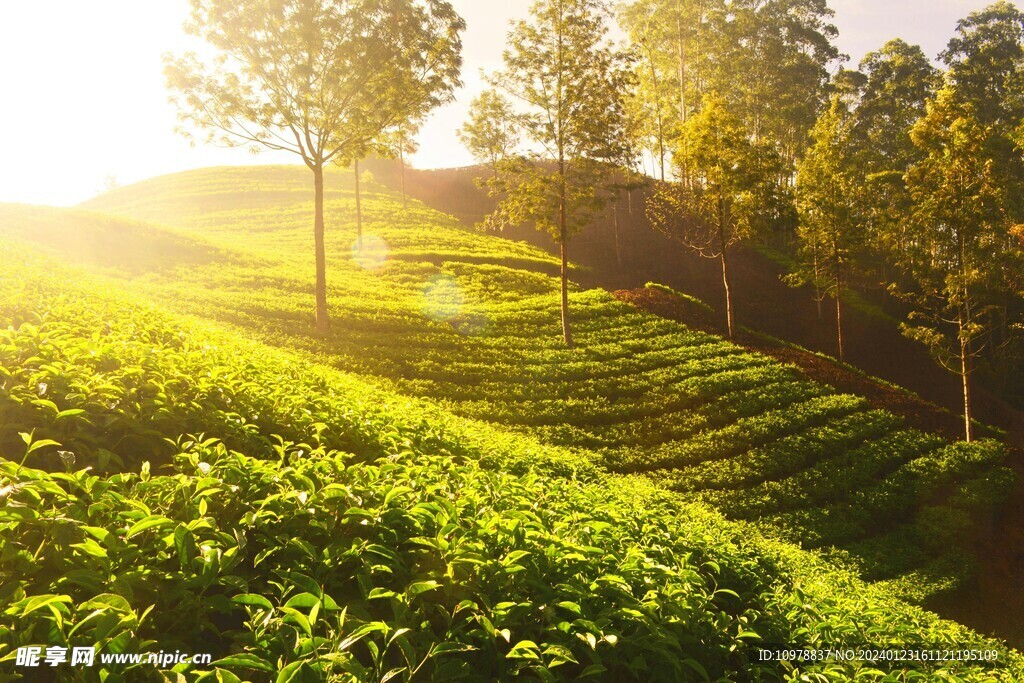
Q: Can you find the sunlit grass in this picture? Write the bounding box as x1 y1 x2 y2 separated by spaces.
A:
7 163 1011 602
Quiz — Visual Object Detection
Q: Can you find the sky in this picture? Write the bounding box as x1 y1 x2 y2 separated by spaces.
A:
0 0 1016 206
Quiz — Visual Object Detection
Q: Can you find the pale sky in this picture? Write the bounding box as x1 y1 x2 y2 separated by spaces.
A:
0 0 1016 206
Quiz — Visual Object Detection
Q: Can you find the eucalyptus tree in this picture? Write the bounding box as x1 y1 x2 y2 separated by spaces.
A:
940 1 1024 394
617 0 713 178
481 0 632 348
458 90 521 182
941 1 1024 131
710 0 840 172
940 1 1024 225
648 96 766 339
854 41 939 174
388 120 421 211
898 88 1011 442
849 40 939 261
791 98 860 361
165 0 464 334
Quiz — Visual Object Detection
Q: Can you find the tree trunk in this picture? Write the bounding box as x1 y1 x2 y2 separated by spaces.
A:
677 12 686 124
612 200 622 271
717 198 734 339
639 43 667 183
835 253 844 362
813 246 822 321
961 328 973 443
556 6 572 350
720 249 734 339
560 209 573 349
399 145 408 211
313 163 329 334
835 283 844 363
354 159 363 251
658 130 666 182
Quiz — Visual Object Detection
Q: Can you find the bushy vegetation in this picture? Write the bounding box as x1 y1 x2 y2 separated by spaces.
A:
1 248 1022 681
67 166 1015 601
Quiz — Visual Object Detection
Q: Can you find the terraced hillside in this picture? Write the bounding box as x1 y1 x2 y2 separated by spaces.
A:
77 166 1019 601
2 243 1022 681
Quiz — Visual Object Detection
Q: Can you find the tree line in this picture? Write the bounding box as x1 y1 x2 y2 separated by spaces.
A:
165 0 1024 443
459 0 1024 442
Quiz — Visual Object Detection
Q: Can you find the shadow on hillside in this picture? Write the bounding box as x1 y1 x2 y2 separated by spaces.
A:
365 158 1024 649
0 203 228 277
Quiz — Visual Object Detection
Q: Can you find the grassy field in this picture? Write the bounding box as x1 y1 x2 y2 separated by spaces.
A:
0 165 1017 679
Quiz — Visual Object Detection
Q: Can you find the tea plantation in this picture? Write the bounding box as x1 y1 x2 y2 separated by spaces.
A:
77 167 1013 593
0 165 1018 680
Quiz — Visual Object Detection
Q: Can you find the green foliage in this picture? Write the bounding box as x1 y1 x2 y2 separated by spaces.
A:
1 164 1019 678
889 85 1017 440
853 40 939 179
482 0 632 243
617 0 841 177
0 268 1019 679
478 0 633 345
45 165 1019 596
940 1 1024 132
793 96 860 293
458 91 521 179
648 95 782 337
4 443 1020 681
166 0 464 164
790 95 863 359
846 39 939 268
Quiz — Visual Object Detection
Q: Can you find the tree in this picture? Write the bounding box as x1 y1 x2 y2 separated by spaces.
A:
791 97 860 361
710 0 841 170
939 1 1024 399
897 88 1011 442
458 90 521 181
647 96 765 339
482 0 632 348
849 40 939 263
941 1 1024 218
388 120 421 211
941 1 1024 130
854 40 939 174
165 0 464 334
617 0 713 179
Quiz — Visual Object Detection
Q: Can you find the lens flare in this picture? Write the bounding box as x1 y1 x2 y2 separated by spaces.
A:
352 234 388 270
421 274 465 323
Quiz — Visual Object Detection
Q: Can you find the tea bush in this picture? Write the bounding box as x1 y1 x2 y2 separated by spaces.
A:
0 164 1014 608
0 242 1020 680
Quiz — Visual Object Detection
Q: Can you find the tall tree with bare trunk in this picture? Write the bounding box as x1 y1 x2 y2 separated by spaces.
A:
165 0 463 334
647 96 768 339
897 87 1011 442
479 0 631 348
790 97 861 362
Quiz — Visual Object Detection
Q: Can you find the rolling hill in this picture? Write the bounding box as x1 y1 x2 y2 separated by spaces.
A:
77 166 1013 598
0 165 1019 679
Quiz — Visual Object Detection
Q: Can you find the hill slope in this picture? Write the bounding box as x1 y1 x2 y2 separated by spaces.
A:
1 241 1022 681
73 166 1016 602
384 161 1024 430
